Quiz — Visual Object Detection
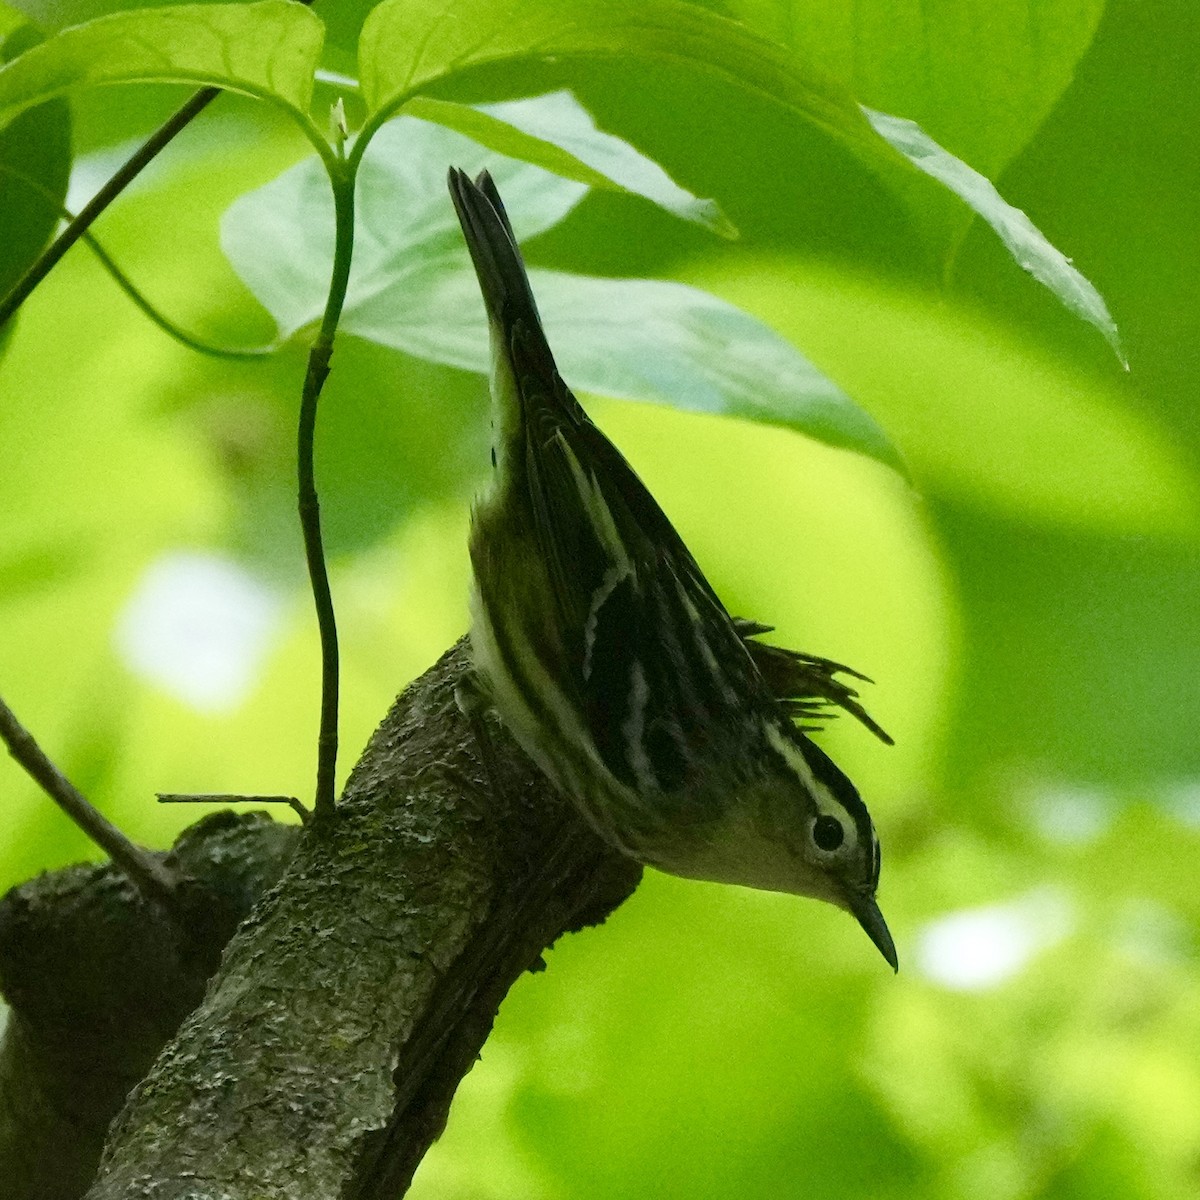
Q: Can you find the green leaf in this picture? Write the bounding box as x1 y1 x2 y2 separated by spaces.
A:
222 114 589 340
720 0 1104 179
702 256 1194 536
406 91 736 237
0 0 325 130
223 114 899 469
0 6 22 42
865 108 1126 365
381 266 899 468
0 23 71 316
357 0 891 171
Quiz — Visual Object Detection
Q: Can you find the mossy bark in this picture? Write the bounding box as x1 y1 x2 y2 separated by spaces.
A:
0 639 640 1199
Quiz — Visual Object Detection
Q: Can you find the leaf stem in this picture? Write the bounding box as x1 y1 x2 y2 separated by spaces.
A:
0 693 181 912
299 161 357 821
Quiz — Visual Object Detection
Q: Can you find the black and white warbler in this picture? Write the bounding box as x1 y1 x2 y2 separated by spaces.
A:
449 168 897 970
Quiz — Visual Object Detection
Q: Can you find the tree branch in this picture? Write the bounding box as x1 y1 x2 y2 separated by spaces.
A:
0 811 299 1200
59 638 638 1199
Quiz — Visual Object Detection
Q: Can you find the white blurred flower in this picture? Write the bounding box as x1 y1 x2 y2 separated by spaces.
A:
1023 779 1114 844
915 889 1073 991
115 551 283 713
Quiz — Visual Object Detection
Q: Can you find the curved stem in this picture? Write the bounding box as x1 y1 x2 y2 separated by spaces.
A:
345 81 422 176
0 164 280 359
346 108 390 174
86 229 280 359
299 159 357 821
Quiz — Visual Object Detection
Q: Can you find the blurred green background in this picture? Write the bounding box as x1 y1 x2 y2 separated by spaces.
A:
1 0 1198 1196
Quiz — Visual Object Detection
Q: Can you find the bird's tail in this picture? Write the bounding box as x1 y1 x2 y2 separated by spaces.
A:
450 165 575 487
448 167 550 350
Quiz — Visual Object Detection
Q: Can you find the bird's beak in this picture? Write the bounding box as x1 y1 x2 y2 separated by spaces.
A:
844 889 898 972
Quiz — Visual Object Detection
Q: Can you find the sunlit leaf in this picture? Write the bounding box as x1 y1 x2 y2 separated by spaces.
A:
0 7 22 41
0 0 325 130
221 115 588 340
357 0 891 172
702 256 1192 534
722 0 1104 178
406 91 736 237
223 115 899 469
865 107 1125 365
362 266 898 468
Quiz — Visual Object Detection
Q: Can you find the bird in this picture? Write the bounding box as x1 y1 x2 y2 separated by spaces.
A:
448 166 897 970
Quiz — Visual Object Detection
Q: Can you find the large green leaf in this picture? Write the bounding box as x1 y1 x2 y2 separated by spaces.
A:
367 265 897 466
8 0 205 30
222 113 899 469
0 0 325 130
222 113 590 341
721 0 1105 179
866 108 1124 364
9 0 370 55
356 0 893 172
700 255 1195 536
406 91 735 237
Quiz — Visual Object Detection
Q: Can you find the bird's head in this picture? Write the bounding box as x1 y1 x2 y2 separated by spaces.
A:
759 720 896 970
655 718 897 971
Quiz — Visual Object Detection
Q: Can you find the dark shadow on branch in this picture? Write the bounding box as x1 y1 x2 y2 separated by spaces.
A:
0 811 299 1200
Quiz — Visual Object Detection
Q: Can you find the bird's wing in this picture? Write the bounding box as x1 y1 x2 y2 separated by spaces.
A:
453 167 785 791
511 336 767 792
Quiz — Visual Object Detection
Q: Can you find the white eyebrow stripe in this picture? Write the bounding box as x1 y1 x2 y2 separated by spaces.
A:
765 722 815 790
764 724 858 850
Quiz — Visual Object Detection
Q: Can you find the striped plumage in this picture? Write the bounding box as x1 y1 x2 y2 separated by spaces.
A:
449 168 896 969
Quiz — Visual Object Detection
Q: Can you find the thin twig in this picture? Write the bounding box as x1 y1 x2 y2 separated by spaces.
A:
0 694 180 911
298 341 340 821
158 793 310 823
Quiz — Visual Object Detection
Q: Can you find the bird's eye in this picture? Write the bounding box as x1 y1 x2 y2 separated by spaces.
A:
812 815 844 852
